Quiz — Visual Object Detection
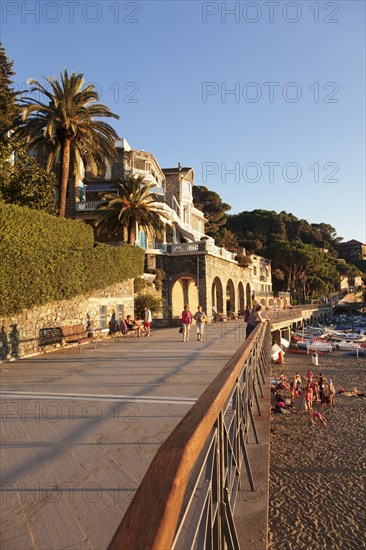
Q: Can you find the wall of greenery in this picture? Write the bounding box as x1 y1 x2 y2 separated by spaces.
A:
0 202 145 316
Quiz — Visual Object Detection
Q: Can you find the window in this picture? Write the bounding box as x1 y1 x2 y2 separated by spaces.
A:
111 162 123 179
182 181 191 197
135 158 145 170
183 207 188 224
99 306 107 329
117 305 124 322
253 266 257 276
138 230 147 249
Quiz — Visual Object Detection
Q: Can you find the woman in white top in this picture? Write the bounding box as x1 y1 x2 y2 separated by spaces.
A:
193 305 207 342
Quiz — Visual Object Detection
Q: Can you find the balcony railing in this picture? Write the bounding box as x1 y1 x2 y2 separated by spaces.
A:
108 323 271 550
125 168 162 188
75 201 101 212
86 183 117 192
169 242 203 253
154 242 238 262
149 185 165 195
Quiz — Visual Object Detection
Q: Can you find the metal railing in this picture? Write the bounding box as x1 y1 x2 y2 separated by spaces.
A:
86 183 117 192
108 323 271 550
291 304 331 311
75 200 102 211
269 310 304 324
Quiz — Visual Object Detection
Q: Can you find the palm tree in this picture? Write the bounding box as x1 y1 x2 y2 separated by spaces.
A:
16 69 119 217
95 175 172 245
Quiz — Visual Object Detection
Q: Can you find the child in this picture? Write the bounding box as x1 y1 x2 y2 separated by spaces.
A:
310 410 327 427
305 385 313 413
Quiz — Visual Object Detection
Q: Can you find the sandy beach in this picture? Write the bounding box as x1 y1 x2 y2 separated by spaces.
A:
268 352 366 549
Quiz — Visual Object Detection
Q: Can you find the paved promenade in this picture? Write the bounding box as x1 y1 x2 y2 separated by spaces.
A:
0 322 248 549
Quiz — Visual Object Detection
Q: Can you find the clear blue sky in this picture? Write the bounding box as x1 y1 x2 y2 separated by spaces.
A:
2 0 365 242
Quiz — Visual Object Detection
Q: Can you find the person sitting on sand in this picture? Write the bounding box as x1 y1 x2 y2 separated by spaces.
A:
310 410 327 427
293 373 302 389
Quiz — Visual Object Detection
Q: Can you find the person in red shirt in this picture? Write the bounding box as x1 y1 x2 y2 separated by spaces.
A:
181 304 192 342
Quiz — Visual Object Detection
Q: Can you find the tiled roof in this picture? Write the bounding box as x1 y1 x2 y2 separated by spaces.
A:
339 239 364 246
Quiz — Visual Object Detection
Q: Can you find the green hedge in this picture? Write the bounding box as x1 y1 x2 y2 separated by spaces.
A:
0 202 145 316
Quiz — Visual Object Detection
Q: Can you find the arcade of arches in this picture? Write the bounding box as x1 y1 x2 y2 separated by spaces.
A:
153 253 290 321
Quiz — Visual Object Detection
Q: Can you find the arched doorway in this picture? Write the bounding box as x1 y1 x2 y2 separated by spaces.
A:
268 298 274 307
171 276 198 318
212 277 224 315
226 279 235 316
246 283 251 308
238 282 245 314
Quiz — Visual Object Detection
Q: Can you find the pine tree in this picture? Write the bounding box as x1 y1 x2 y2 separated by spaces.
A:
0 43 19 136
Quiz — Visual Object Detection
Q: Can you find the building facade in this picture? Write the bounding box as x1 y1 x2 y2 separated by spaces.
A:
338 240 366 262
62 138 284 318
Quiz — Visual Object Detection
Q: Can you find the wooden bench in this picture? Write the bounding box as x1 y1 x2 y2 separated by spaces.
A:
60 324 99 353
39 328 63 351
115 320 142 340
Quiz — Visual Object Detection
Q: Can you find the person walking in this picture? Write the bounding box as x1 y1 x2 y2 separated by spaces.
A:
181 304 192 342
193 305 207 341
144 306 152 337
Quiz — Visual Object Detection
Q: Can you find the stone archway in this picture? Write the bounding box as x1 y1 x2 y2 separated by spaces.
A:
226 279 236 316
268 298 274 307
238 282 245 314
246 283 251 309
260 298 266 306
212 277 224 315
171 275 198 318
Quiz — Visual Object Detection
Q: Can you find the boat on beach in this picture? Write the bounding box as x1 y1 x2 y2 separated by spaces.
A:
333 340 361 351
297 341 332 352
326 330 365 342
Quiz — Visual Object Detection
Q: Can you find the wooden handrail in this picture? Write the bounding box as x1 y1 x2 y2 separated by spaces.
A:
108 322 268 550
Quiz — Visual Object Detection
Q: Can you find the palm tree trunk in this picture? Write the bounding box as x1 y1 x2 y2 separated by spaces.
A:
128 218 136 245
58 138 71 218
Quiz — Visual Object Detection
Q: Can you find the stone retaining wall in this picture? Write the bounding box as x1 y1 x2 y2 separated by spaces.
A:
0 280 134 360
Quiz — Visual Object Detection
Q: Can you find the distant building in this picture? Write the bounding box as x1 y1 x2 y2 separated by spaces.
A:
338 240 366 262
250 256 273 300
340 275 363 292
73 139 210 248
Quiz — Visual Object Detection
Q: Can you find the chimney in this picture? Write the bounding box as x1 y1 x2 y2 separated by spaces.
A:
178 162 182 171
